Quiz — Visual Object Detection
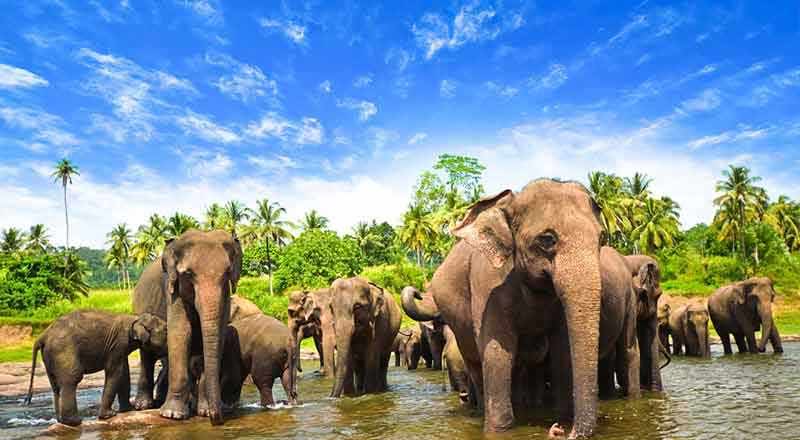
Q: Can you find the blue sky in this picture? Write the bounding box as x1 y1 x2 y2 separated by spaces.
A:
1 0 799 248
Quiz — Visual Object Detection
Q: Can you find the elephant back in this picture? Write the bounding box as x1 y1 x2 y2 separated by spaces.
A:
132 256 167 319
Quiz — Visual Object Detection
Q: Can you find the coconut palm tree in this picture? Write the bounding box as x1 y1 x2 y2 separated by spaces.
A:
713 165 768 259
1 228 26 254
26 224 51 253
167 212 200 239
247 199 295 295
631 198 681 254
623 172 653 200
204 203 225 230
301 210 329 231
106 224 133 289
351 221 382 256
51 159 80 251
223 200 249 235
398 203 436 266
588 171 632 244
764 196 800 251
131 214 168 265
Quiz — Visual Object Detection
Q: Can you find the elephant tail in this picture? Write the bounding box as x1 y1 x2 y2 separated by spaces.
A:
441 353 448 392
24 337 43 405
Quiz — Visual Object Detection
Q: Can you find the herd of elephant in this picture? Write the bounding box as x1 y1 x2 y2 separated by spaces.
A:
21 179 785 439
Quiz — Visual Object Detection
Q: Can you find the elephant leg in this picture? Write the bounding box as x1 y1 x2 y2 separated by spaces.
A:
99 363 124 420
313 333 324 373
154 359 169 406
617 330 641 398
531 364 546 407
353 355 366 395
380 352 391 391
116 360 134 413
719 332 733 355
672 334 683 356
745 332 759 354
598 355 615 399
733 333 748 354
770 326 784 353
253 372 276 407
47 374 60 422
477 318 518 432
394 350 400 367
58 380 81 426
550 321 573 422
464 357 483 409
161 298 193 420
280 366 296 405
134 349 157 410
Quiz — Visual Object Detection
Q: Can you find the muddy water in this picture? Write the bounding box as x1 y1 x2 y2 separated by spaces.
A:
2 343 800 439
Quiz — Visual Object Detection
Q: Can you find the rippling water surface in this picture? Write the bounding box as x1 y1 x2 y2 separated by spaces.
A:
3 343 800 439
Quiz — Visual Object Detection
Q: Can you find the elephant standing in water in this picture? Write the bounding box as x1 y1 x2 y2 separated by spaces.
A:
668 300 711 357
132 257 169 410
329 277 401 397
286 289 335 378
623 255 665 391
391 329 412 367
159 230 242 425
419 321 445 370
402 180 607 438
709 277 783 355
442 325 471 403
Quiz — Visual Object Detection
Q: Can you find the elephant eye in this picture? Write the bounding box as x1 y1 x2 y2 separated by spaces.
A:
535 231 558 251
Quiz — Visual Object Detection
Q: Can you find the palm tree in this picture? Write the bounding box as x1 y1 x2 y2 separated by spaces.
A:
1 228 26 253
623 172 653 200
301 210 329 231
398 203 436 266
106 224 133 289
713 165 768 260
588 171 632 244
223 200 249 235
51 159 80 251
167 212 200 239
26 224 51 253
631 198 681 254
351 221 382 256
131 214 168 265
247 199 295 295
764 196 800 251
204 203 225 230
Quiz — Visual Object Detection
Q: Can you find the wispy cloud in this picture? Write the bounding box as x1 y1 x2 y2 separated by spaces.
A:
179 147 233 178
588 7 688 59
485 81 519 98
0 64 48 89
244 112 324 145
0 105 78 150
247 155 299 174
176 0 223 26
318 80 332 94
205 51 277 103
337 98 378 121
688 125 771 149
529 63 568 90
407 132 428 145
259 18 306 45
177 111 240 144
353 74 373 88
296 117 324 144
440 79 457 98
384 48 413 72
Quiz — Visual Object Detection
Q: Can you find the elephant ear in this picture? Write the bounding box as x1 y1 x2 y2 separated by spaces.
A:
161 239 179 297
226 235 243 294
451 189 515 270
733 284 750 305
638 262 660 292
132 315 152 345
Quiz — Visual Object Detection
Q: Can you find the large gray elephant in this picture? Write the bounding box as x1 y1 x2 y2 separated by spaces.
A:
419 321 445 370
132 256 169 410
668 300 710 357
159 229 242 425
623 254 664 391
708 277 783 355
329 277 401 397
401 179 606 438
286 289 335 378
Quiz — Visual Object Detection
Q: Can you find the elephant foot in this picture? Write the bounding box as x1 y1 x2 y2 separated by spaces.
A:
548 423 566 439
160 396 191 420
58 415 82 427
134 393 155 410
118 400 134 413
98 408 117 420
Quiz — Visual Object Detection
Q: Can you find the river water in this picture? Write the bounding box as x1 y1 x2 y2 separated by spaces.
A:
2 343 799 439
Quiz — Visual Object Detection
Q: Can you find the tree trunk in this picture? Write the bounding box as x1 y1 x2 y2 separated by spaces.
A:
266 236 273 296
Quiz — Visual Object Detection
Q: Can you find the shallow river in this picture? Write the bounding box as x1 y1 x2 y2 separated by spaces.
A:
3 343 800 439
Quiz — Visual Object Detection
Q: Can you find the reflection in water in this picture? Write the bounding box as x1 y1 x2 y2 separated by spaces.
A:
3 343 800 439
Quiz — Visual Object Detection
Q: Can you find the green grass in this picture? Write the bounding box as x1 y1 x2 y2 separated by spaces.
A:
0 343 35 363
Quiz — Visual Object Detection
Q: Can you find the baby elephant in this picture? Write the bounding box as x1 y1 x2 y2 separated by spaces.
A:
25 310 167 426
668 300 711 357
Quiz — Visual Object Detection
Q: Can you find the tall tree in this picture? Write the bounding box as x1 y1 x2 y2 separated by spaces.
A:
26 224 51 253
713 165 768 260
106 224 133 289
132 214 168 265
223 200 249 235
764 195 800 251
631 197 681 254
433 154 486 203
1 228 25 253
167 212 200 238
204 203 225 230
623 172 653 199
301 210 330 231
247 199 295 295
51 159 80 251
398 203 436 266
588 171 632 243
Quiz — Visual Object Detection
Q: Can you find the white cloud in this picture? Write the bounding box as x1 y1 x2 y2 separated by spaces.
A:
177 0 223 25
353 74 373 88
177 111 241 144
156 71 198 94
259 18 306 44
530 63 568 90
205 52 277 103
296 117 324 145
0 106 78 149
368 127 399 155
179 148 233 178
485 81 519 98
319 80 332 93
385 48 413 72
0 64 49 89
248 155 299 173
393 76 413 99
681 88 721 112
244 113 324 145
687 126 771 149
408 132 428 145
337 98 378 121
440 79 457 98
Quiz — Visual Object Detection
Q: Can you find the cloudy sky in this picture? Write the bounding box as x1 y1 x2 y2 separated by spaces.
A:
1 0 799 248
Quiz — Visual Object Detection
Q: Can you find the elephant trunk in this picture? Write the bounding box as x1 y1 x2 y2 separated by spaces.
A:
401 287 440 322
757 302 774 353
695 324 710 358
331 321 354 398
197 285 226 425
554 251 601 439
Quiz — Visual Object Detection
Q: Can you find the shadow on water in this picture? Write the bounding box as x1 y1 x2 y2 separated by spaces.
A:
3 343 800 439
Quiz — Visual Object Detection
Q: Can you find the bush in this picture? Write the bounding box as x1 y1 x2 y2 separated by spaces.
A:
242 242 281 277
0 252 89 314
273 230 365 293
235 276 288 321
360 263 429 295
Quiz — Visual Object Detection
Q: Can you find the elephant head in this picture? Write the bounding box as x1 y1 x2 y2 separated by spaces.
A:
451 179 604 438
131 313 168 356
683 302 710 358
330 278 384 397
633 259 662 321
735 277 777 352
162 229 242 425
287 290 322 373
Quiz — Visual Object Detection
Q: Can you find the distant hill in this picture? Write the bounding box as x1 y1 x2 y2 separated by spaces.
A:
74 247 144 288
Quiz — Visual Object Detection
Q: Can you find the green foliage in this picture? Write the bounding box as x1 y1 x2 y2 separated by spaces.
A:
234 276 290 322
242 242 282 277
273 230 365 293
0 252 90 313
359 263 430 295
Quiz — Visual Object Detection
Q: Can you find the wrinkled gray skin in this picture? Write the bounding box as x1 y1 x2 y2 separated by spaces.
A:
159 229 242 425
402 180 605 438
25 310 167 426
708 277 783 355
131 256 169 410
623 255 664 391
330 277 401 397
286 289 335 380
668 300 711 357
419 321 445 370
442 325 471 403
214 297 296 409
